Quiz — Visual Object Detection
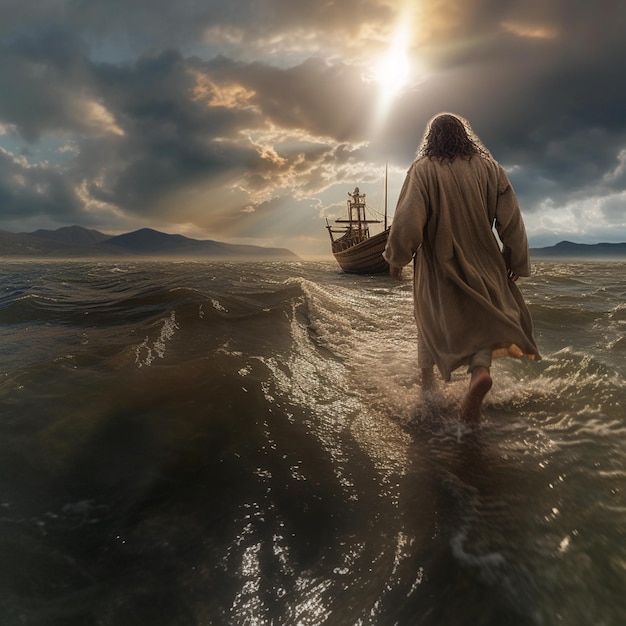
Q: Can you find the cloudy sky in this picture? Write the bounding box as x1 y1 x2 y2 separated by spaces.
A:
1 0 625 257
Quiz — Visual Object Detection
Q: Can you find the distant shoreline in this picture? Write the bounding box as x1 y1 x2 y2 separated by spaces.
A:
0 226 299 260
530 240 626 259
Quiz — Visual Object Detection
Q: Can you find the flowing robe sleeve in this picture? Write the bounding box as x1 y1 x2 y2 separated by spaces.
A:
491 165 531 277
382 164 428 267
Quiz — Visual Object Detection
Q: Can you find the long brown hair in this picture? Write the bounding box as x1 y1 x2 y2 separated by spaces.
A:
418 113 491 162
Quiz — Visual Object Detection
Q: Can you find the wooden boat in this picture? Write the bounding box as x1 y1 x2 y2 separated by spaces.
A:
326 169 390 274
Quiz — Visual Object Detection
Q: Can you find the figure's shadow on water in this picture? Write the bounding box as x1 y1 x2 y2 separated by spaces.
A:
397 404 545 626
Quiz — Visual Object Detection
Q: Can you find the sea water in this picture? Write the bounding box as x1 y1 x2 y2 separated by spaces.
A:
0 259 624 625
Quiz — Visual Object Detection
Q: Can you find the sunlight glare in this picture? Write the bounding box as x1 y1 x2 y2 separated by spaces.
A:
371 23 412 129
374 26 411 97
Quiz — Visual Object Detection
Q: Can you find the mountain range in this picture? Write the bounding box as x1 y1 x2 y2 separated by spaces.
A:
529 240 626 258
0 226 298 259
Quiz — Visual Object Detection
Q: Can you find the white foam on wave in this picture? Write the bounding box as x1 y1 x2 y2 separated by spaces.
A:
287 277 415 473
134 311 179 367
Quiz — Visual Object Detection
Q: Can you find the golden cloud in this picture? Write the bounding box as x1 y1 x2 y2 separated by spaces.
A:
501 21 559 40
190 70 256 108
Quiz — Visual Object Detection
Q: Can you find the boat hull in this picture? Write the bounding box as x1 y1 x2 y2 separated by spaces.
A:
332 229 390 274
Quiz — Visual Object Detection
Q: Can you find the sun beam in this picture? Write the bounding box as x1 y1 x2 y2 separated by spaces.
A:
373 26 411 97
371 23 412 128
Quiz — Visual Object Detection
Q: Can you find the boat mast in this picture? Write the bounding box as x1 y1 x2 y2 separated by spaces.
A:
384 161 388 230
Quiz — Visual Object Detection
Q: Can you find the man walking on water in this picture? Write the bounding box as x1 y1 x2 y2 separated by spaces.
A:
384 113 540 422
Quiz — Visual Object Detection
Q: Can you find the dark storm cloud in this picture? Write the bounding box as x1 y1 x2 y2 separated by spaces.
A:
80 51 256 216
0 24 94 142
0 149 82 220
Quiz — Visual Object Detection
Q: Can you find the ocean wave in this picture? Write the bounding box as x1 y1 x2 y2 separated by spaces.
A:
2 260 626 625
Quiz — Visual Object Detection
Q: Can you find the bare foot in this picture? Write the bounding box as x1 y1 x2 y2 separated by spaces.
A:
460 367 492 423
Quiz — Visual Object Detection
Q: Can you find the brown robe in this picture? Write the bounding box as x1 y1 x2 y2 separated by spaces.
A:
383 154 540 380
